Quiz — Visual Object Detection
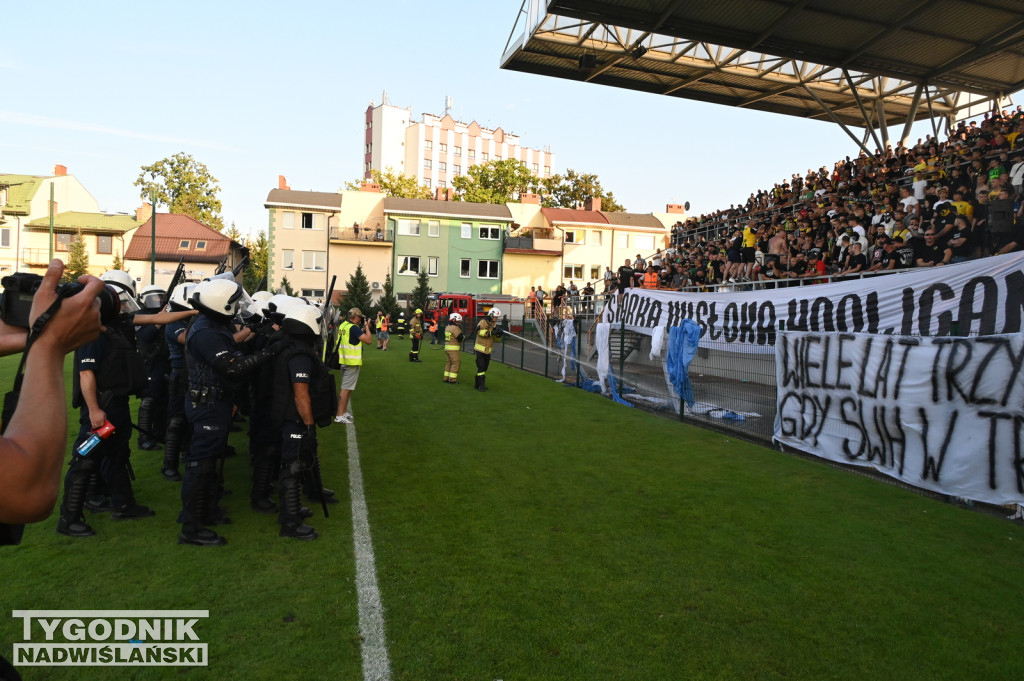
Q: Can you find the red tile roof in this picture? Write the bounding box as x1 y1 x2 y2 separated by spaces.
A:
125 213 234 264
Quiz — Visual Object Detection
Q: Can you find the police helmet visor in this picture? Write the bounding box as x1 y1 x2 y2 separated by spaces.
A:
139 290 165 310
106 281 142 315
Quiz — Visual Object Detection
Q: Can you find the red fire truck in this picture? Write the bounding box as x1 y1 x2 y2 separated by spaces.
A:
424 293 524 328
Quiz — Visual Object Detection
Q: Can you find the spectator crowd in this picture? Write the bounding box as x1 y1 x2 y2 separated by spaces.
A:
644 107 1024 290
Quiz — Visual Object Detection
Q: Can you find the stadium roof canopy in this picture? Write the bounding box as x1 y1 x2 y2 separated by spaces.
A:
501 0 1024 152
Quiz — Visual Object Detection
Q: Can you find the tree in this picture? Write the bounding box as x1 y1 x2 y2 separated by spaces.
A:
135 152 225 231
277 276 296 296
62 232 89 283
340 263 373 316
452 159 535 204
538 169 625 212
376 272 398 320
111 252 123 271
343 167 431 199
410 270 432 313
225 222 242 243
243 231 269 293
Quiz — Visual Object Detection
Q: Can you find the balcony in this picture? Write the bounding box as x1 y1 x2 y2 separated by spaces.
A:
22 249 66 267
503 235 561 255
329 226 392 244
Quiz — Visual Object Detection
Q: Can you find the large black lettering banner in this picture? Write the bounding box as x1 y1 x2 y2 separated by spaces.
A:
603 252 1024 351
774 330 1024 504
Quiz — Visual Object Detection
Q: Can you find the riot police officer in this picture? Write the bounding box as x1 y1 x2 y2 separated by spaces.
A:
443 312 464 383
474 308 503 392
270 304 337 540
135 284 168 451
57 271 192 536
161 284 195 481
178 279 284 546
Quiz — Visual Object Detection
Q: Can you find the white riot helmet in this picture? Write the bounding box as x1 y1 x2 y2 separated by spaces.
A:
168 284 196 312
251 291 273 303
282 304 322 337
190 279 243 320
449 313 462 323
138 284 166 310
489 308 502 318
267 294 302 324
100 270 141 314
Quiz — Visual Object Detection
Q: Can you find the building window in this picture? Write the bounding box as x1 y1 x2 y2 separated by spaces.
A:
398 256 420 275
282 249 294 270
424 160 432 170
178 240 190 249
195 240 207 250
544 166 550 175
635 235 655 251
440 143 448 152
301 250 326 271
428 256 439 276
428 221 440 237
532 163 539 172
365 144 370 153
54 233 73 252
479 225 500 240
563 264 583 279
591 231 603 246
478 260 499 279
454 147 462 157
301 213 324 230
424 178 432 189
460 258 471 278
468 150 476 160
438 180 446 188
397 219 421 236
366 120 372 129
564 230 585 244
590 265 601 280
425 140 432 150
96 235 112 255
482 152 489 162
439 162 447 172
301 288 326 298
461 223 472 239
453 165 461 175
282 211 295 229
0 228 9 248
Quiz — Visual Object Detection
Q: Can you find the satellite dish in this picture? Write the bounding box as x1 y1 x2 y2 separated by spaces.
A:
684 201 691 211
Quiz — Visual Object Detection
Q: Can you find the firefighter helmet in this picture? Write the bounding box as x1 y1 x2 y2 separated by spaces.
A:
449 313 462 322
489 308 502 318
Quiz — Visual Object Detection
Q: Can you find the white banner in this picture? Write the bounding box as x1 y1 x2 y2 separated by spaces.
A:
774 330 1024 504
603 251 1024 351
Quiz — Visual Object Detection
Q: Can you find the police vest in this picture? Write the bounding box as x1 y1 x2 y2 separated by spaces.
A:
185 313 236 392
270 341 338 428
165 318 189 369
72 322 148 408
336 321 363 366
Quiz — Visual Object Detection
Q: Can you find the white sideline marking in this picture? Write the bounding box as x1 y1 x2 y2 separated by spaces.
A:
346 421 392 681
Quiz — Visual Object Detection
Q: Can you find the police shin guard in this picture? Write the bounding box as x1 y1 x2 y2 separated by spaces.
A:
250 452 279 514
57 458 97 537
137 397 158 450
162 417 185 482
178 458 226 547
279 461 318 541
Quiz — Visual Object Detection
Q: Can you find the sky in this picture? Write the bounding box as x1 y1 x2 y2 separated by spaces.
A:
1 1 1009 240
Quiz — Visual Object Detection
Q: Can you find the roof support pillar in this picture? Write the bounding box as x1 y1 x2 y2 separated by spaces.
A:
843 69 882 152
899 83 925 147
923 86 941 139
801 84 872 156
876 93 890 150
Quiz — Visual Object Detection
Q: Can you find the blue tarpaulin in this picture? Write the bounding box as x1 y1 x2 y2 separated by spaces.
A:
666 320 702 408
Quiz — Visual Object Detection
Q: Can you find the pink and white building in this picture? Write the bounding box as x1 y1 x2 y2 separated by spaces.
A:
363 96 556 189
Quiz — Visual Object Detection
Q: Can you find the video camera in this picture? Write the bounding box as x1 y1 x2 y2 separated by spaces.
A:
0 272 121 329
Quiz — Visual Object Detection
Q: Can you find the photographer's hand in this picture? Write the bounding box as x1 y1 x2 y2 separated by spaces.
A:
0 260 104 524
0 321 28 357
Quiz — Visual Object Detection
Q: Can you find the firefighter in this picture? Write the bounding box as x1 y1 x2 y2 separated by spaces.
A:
443 312 464 384
409 309 424 362
473 308 503 392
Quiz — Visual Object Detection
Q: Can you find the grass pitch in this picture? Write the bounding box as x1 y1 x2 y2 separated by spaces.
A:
2 342 1023 680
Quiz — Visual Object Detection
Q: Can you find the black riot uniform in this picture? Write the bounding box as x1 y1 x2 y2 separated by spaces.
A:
57 319 151 537
162 316 190 481
135 316 170 450
269 326 337 540
178 289 283 547
246 315 282 514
